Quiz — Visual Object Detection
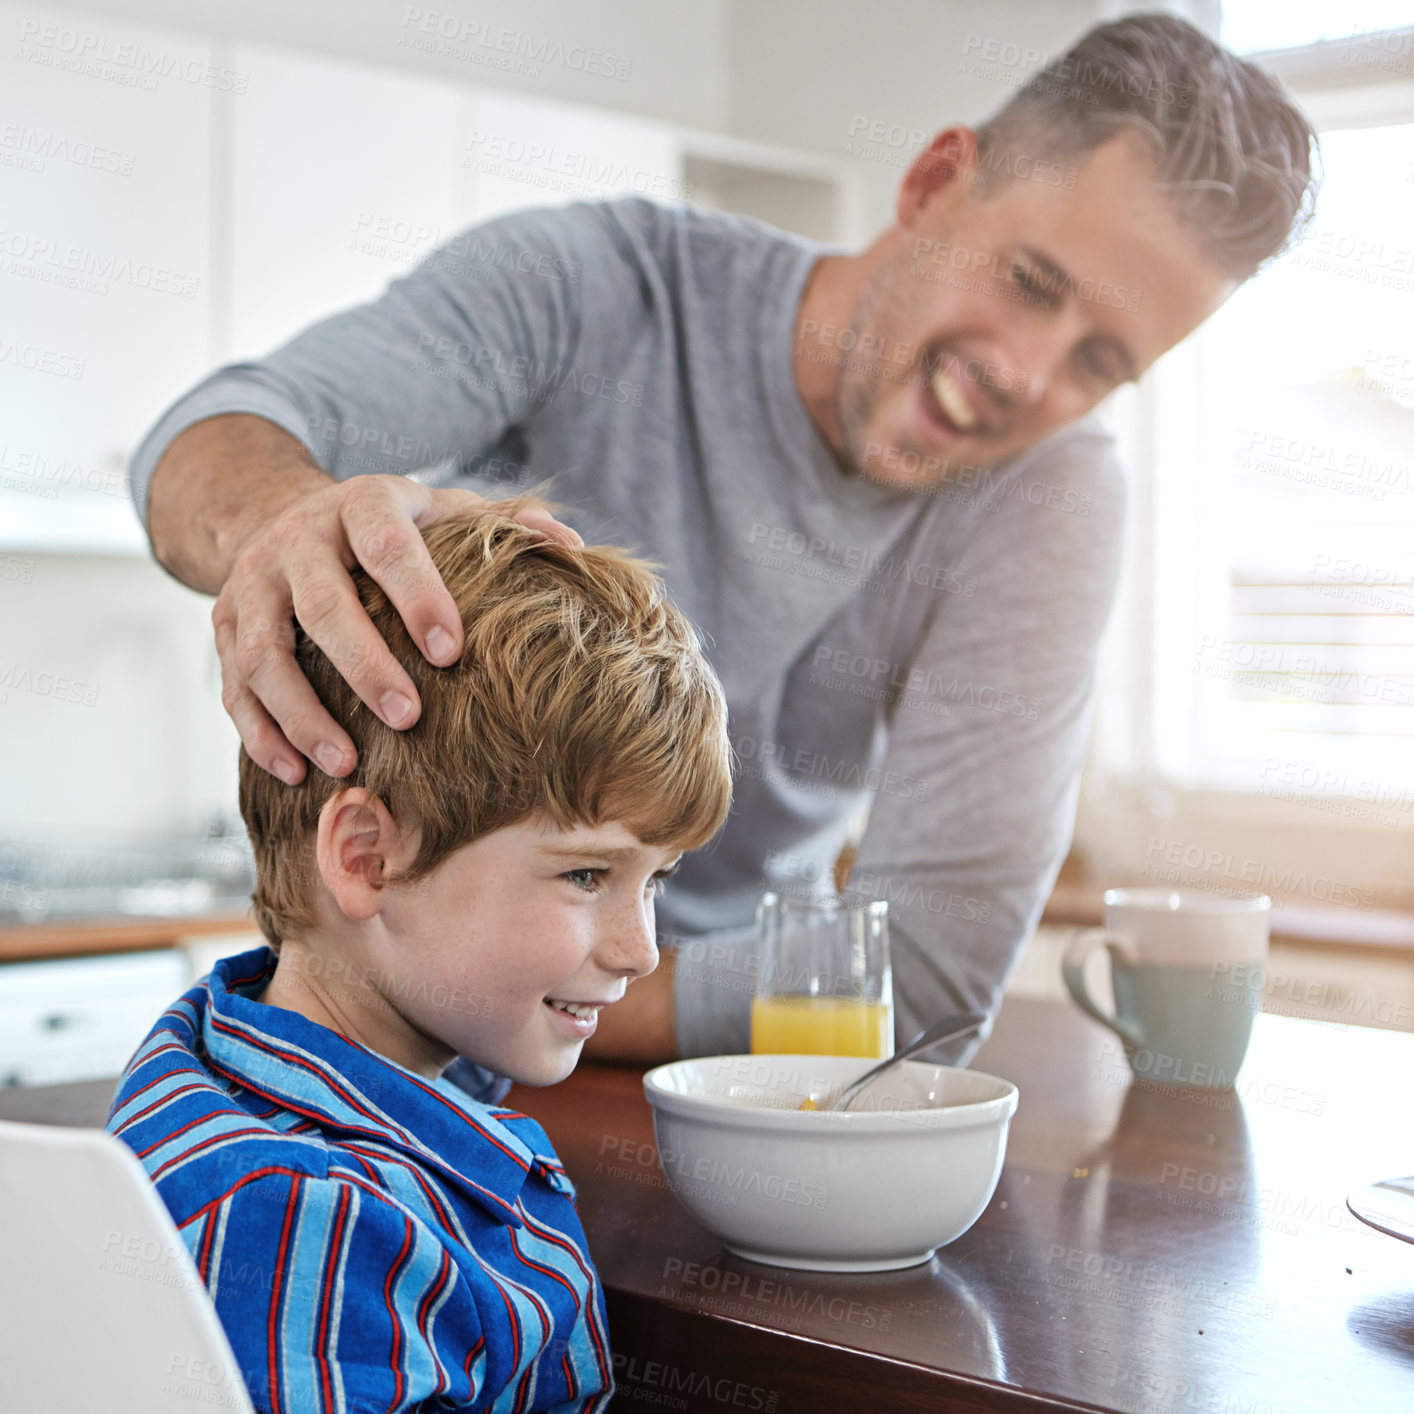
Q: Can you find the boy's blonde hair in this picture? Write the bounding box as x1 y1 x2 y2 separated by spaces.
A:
238 492 733 951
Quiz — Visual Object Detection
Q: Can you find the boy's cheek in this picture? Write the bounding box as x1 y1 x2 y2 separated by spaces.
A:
489 1033 581 1089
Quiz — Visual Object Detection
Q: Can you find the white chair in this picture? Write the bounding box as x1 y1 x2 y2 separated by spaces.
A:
0 1119 255 1412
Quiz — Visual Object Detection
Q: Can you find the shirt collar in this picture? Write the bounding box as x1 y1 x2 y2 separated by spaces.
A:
201 947 545 1225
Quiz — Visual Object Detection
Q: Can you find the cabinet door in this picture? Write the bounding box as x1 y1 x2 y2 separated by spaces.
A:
0 949 191 1086
0 1 213 551
455 88 685 224
228 42 464 364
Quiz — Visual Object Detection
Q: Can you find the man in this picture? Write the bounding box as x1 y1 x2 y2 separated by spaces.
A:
131 15 1316 1069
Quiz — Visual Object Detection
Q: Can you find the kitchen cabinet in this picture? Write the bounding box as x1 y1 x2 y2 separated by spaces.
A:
679 128 849 244
0 0 214 553
0 12 846 554
226 42 466 364
0 948 190 1086
454 88 684 224
225 59 685 361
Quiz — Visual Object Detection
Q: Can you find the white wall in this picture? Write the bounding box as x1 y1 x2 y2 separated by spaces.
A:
58 0 732 131
0 552 238 841
724 0 1106 244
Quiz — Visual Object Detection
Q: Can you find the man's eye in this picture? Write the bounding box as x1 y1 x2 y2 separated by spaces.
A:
563 868 607 892
1010 263 1055 305
1077 341 1120 384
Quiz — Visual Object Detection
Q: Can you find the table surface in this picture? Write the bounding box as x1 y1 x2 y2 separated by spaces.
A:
6 999 1412 1412
506 998 1414 1414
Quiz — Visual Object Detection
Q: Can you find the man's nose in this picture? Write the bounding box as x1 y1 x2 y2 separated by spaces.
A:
999 311 1085 408
596 898 660 980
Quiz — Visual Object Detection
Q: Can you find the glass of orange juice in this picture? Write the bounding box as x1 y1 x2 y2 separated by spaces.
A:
750 892 892 1058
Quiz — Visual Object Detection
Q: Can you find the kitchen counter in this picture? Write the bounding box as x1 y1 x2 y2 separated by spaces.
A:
0 909 257 964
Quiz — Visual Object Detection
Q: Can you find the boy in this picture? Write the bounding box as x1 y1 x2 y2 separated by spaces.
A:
106 494 734 1413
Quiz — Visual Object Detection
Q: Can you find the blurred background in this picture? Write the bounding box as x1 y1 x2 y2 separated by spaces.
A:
1 0 1411 1085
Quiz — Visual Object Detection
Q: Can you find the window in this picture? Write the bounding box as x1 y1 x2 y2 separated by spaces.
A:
1159 121 1414 797
1076 13 1414 913
1221 1 1414 55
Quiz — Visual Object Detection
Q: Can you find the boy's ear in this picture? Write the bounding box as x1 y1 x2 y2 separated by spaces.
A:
315 788 408 922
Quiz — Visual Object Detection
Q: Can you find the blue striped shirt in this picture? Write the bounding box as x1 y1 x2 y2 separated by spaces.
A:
106 946 613 1414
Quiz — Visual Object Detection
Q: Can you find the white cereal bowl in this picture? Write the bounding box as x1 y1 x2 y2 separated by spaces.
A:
642 1053 1019 1272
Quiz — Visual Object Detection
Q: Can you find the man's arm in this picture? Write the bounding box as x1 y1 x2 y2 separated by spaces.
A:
131 203 605 780
843 425 1129 1060
146 413 331 594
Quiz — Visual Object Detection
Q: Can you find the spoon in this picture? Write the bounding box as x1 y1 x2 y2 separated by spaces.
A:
798 1010 988 1112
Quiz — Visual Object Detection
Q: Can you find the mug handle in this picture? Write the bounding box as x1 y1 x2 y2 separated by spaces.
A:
1061 928 1145 1050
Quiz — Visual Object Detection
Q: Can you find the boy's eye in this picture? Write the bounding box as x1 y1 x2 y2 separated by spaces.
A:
563 868 607 892
562 862 681 895
651 862 682 897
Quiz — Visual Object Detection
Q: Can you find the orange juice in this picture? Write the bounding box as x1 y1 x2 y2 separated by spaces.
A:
750 995 892 1058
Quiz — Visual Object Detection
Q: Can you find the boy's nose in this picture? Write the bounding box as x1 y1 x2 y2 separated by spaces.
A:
596 901 659 980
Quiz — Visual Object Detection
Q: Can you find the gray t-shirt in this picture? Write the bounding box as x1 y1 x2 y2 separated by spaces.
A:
129 195 1127 1063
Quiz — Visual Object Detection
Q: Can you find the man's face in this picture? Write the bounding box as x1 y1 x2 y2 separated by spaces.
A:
837 131 1236 487
346 813 679 1086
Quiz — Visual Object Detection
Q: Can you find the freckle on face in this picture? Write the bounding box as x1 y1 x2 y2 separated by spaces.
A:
363 814 668 1083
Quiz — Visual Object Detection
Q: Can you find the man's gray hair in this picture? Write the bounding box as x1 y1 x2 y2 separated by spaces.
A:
974 12 1319 280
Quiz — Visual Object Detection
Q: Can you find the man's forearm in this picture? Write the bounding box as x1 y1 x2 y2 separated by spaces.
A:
145 413 333 594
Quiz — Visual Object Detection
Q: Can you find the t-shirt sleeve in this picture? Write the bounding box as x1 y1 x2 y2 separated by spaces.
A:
126 200 617 529
672 423 1128 1060
847 425 1129 1058
191 1171 485 1414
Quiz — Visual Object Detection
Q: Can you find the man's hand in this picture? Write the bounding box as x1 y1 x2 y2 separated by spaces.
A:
213 473 580 784
152 415 583 785
581 949 677 1064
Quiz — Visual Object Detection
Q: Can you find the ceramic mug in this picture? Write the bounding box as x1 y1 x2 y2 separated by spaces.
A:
1062 888 1270 1089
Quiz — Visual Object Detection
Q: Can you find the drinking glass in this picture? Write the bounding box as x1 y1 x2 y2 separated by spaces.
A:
750 892 893 1058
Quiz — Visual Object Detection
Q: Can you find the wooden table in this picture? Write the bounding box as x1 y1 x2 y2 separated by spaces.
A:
506 998 1414 1413
6 999 1412 1411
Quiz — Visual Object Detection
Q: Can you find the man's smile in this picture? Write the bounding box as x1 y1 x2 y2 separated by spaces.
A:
928 362 982 433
